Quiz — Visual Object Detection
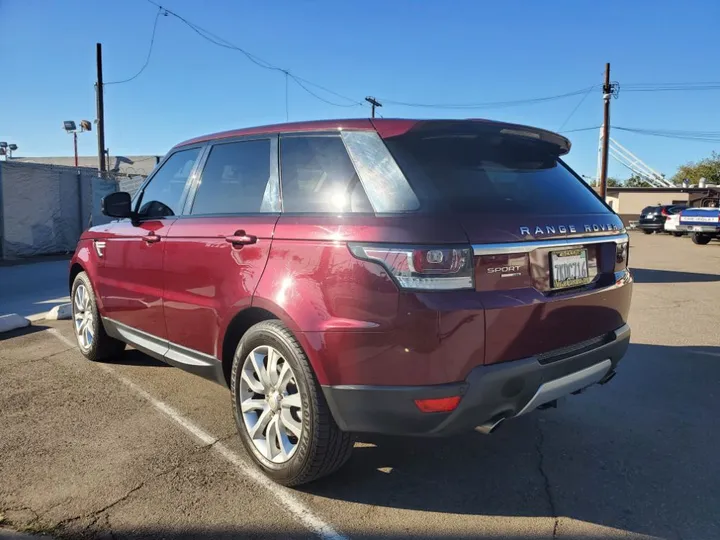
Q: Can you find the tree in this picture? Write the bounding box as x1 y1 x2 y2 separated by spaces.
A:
625 174 653 187
671 151 720 185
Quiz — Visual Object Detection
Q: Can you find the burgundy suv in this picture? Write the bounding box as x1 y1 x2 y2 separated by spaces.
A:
69 119 632 486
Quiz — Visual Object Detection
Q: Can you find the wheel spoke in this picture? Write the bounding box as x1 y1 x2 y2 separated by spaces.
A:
267 414 292 461
248 406 273 439
249 350 272 391
277 363 293 393
241 369 265 394
281 392 301 409
280 407 302 438
84 327 93 346
267 348 281 386
241 398 266 413
74 287 85 311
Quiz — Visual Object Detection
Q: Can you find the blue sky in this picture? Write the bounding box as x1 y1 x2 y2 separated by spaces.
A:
1 0 719 180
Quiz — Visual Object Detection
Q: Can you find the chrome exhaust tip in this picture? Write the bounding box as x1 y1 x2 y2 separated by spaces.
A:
475 417 505 435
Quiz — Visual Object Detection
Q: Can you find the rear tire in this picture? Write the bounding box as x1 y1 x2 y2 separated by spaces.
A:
692 233 712 245
673 232 684 237
642 229 653 235
71 272 125 361
231 320 353 486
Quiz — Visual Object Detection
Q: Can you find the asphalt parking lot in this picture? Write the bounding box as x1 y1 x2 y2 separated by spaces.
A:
1 232 719 540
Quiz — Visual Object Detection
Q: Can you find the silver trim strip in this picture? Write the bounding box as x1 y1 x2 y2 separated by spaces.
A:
102 317 216 366
473 233 629 256
517 359 612 416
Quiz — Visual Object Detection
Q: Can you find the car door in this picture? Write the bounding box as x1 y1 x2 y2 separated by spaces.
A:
163 136 280 362
96 146 202 342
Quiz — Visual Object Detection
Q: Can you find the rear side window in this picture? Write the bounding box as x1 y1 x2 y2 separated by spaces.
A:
138 148 200 218
280 135 373 213
191 139 275 215
384 134 610 215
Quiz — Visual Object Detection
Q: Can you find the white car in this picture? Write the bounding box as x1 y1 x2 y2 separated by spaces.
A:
664 213 686 237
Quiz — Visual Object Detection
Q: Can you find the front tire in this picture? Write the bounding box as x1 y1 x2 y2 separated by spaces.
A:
673 232 684 237
231 320 353 486
692 233 712 245
71 272 125 361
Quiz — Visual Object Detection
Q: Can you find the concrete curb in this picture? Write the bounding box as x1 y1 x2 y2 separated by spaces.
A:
0 314 31 334
45 303 72 321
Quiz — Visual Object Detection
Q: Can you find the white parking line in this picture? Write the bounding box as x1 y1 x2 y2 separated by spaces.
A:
47 328 347 540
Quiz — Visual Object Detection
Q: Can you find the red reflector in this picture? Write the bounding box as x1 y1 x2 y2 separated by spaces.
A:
414 396 461 413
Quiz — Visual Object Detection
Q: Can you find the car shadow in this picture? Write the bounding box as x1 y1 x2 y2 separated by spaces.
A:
631 267 720 283
103 347 170 368
300 342 720 539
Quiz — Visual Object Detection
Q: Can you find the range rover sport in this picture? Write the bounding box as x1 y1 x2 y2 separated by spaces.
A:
69 118 632 486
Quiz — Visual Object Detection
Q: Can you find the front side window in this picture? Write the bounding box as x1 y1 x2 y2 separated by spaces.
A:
137 148 200 218
191 139 275 215
280 135 373 213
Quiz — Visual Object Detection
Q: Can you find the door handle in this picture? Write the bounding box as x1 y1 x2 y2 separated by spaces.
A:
225 230 257 246
144 233 161 244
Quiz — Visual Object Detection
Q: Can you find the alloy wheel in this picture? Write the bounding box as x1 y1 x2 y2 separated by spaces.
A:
73 284 94 349
238 345 303 463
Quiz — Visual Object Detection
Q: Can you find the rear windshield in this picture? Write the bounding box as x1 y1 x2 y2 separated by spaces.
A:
384 133 610 215
642 206 660 214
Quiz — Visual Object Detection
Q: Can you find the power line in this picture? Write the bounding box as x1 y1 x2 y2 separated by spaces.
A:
560 126 602 133
622 82 720 92
561 125 720 142
376 86 598 110
105 6 164 85
557 86 595 132
614 126 720 142
144 0 363 108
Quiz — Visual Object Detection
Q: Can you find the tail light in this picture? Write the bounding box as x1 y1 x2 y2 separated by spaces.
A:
661 208 669 217
616 241 629 268
349 244 474 290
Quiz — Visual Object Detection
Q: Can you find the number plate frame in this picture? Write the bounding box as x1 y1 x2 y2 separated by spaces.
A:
550 248 591 289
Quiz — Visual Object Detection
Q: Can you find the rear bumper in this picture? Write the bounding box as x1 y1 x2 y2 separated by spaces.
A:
322 323 630 436
637 222 664 231
682 225 719 234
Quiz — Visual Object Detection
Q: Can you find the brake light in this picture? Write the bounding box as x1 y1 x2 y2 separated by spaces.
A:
616 241 629 267
414 396 461 413
661 208 669 217
349 244 474 290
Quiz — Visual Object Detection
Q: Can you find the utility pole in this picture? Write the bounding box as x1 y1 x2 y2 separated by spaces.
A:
365 96 382 119
73 132 79 168
95 43 107 176
598 63 611 200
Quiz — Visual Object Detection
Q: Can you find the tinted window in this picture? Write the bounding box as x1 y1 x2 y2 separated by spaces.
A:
280 135 373 213
642 206 659 214
191 140 273 215
138 148 200 218
385 134 610 215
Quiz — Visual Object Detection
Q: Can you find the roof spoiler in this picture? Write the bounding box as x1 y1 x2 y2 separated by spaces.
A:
393 119 572 156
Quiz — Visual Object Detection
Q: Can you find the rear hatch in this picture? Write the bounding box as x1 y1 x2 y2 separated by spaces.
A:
680 207 720 227
639 206 662 223
383 121 629 365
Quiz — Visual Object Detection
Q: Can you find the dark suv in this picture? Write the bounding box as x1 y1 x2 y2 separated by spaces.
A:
69 119 632 486
638 204 685 234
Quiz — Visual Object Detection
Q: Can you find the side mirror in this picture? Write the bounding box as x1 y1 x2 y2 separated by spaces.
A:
102 192 132 218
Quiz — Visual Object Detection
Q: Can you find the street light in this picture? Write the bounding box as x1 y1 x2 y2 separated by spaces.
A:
63 120 92 168
0 141 18 159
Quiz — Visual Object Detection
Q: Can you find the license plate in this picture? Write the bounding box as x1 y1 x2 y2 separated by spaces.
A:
551 249 590 289
692 226 704 231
